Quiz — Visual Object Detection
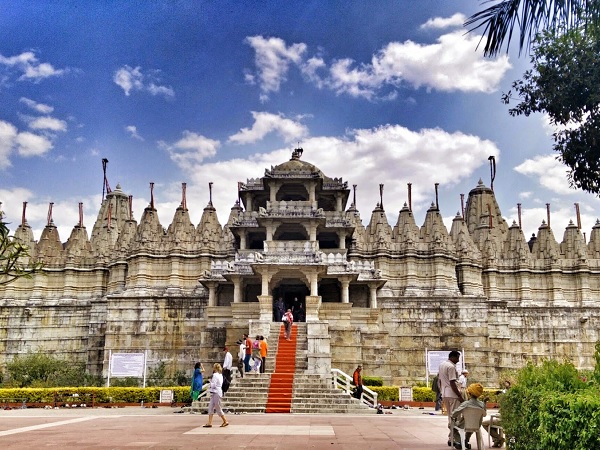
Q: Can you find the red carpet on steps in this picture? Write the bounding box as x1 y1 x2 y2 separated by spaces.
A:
265 324 297 413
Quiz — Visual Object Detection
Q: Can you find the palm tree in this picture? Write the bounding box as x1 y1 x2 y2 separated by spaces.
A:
465 0 599 56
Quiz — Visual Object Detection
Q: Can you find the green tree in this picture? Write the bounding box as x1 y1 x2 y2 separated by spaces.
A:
593 340 600 384
3 352 100 388
465 0 600 56
502 24 600 193
466 2 600 194
0 213 42 286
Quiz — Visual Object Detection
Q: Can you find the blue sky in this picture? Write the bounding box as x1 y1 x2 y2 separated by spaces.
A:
1 0 598 243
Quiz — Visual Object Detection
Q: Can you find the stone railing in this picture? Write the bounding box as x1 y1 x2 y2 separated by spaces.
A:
322 179 348 190
331 368 377 408
323 212 352 227
236 246 322 265
265 240 317 253
241 178 264 190
261 201 323 218
265 168 319 178
230 211 259 227
208 260 253 275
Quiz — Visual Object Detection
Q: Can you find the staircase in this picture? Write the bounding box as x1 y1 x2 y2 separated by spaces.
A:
265 323 297 413
186 322 373 414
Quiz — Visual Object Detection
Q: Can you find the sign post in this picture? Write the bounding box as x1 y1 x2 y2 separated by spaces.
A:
107 352 147 387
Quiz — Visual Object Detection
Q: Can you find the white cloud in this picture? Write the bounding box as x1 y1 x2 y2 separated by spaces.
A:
114 65 143 96
160 131 220 166
0 188 102 240
113 65 174 98
228 111 309 144
16 131 53 157
0 120 18 169
514 155 573 195
0 51 65 82
247 29 511 101
147 83 175 97
166 124 499 227
28 116 67 132
0 120 53 166
125 125 144 141
519 191 533 199
504 202 598 243
244 36 307 99
19 97 54 114
420 13 466 30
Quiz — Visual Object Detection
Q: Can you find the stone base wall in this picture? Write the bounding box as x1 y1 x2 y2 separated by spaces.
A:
0 292 598 386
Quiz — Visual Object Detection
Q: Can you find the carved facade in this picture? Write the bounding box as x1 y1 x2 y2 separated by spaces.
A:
1 149 599 384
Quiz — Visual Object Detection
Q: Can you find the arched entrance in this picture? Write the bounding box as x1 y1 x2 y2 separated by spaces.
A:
272 279 309 322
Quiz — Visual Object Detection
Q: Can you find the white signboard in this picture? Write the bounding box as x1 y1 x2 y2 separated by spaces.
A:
400 386 413 402
160 389 174 404
110 353 145 377
426 350 464 375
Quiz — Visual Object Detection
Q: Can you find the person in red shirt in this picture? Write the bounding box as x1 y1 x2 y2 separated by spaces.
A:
283 308 294 340
243 334 253 373
353 365 363 399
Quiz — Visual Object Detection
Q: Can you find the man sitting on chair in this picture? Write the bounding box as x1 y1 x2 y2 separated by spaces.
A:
451 383 486 450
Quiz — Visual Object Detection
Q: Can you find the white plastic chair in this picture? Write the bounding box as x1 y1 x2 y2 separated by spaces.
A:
487 413 504 448
452 406 485 450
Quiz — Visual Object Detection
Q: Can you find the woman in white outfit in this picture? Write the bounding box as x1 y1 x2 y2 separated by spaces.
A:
203 363 229 428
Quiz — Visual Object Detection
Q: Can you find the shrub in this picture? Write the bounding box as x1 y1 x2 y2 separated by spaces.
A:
412 387 435 402
538 391 600 450
0 386 191 404
501 360 593 450
3 353 102 388
362 376 383 386
370 386 398 401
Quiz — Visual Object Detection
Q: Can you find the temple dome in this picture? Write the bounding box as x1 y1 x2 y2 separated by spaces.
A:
271 148 331 180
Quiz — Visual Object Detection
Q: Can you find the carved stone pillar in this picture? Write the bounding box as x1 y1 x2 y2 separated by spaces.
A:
308 182 316 202
207 282 217 307
338 230 346 249
369 285 377 309
239 232 246 250
306 320 331 374
305 295 321 321
232 276 242 303
257 295 273 321
266 224 273 242
270 181 282 202
310 273 318 296
341 279 350 303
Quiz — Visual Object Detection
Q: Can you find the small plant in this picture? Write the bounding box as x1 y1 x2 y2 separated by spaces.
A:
362 376 383 386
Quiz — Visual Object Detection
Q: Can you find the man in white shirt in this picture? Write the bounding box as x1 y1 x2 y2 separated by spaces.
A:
458 369 469 392
438 350 464 447
223 347 233 381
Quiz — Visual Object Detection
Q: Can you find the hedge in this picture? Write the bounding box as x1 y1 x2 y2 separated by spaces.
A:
538 391 600 450
0 386 194 404
369 386 503 403
500 359 600 450
362 376 383 386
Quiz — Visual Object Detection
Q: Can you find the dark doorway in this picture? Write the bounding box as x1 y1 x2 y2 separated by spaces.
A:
273 282 308 322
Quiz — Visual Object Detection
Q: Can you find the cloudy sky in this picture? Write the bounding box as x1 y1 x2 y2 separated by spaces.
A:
0 1 598 243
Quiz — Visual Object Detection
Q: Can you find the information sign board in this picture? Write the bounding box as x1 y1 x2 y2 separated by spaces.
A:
110 353 145 377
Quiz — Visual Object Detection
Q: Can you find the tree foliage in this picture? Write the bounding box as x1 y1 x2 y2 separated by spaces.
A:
3 352 101 388
502 24 600 193
465 0 600 56
500 359 595 450
0 213 42 285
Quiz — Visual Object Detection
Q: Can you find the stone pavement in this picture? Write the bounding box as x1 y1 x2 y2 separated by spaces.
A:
0 405 498 449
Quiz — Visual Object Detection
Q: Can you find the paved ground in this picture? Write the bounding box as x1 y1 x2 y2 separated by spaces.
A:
0 405 498 449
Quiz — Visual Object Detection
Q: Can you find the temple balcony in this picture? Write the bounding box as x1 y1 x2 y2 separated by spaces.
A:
262 200 323 218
